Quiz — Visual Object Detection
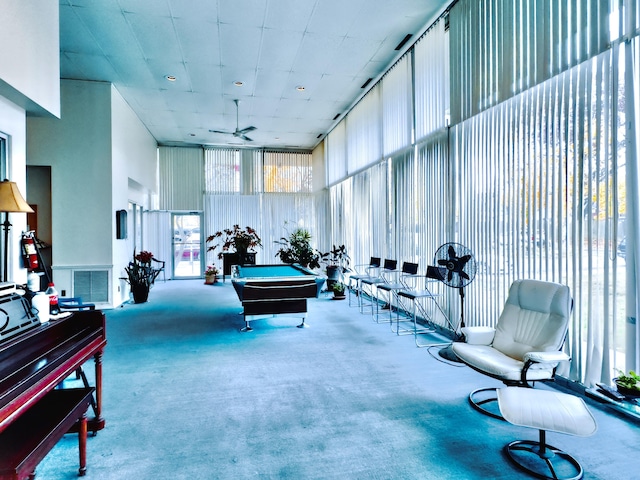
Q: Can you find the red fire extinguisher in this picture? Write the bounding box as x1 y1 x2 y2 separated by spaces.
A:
21 234 39 271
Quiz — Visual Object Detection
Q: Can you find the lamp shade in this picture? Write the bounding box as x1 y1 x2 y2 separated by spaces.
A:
0 179 34 213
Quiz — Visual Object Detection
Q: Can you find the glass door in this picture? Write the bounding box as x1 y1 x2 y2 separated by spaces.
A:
172 213 202 278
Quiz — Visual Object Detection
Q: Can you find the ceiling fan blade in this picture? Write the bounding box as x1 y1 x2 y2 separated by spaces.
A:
237 126 256 134
240 135 253 141
209 129 232 135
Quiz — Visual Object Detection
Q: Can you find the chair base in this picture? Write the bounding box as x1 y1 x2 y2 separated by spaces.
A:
505 432 584 480
468 387 505 420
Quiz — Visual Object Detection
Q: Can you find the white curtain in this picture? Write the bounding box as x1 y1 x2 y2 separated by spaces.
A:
158 146 204 210
326 121 347 186
143 210 172 270
347 85 382 174
414 19 450 141
452 44 628 386
382 56 412 157
449 0 612 124
263 151 312 193
626 33 640 372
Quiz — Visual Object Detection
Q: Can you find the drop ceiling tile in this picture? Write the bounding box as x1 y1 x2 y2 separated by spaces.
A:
62 52 120 83
125 12 183 62
117 0 171 16
218 0 267 27
59 5 103 55
58 0 450 149
168 0 218 21
306 0 367 36
259 29 304 70
264 0 318 32
173 17 221 64
291 32 344 75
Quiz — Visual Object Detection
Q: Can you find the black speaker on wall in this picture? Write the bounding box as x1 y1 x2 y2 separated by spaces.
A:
116 209 127 239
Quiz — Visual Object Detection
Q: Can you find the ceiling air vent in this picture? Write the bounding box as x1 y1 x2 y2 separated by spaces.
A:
361 78 373 89
332 113 341 120
395 34 413 51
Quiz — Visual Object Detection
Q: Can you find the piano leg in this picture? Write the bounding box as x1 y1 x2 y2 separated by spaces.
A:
78 412 88 476
91 351 105 434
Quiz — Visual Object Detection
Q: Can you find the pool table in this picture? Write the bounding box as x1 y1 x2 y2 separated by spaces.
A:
231 264 326 331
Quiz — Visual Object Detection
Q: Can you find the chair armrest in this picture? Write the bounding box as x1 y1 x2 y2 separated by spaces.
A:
523 351 570 364
460 326 495 345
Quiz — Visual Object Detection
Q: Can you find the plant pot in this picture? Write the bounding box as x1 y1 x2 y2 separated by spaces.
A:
614 378 640 398
326 265 340 290
204 275 217 285
333 292 346 300
131 283 150 303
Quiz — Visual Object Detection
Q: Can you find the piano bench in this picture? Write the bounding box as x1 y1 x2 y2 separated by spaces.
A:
0 387 94 480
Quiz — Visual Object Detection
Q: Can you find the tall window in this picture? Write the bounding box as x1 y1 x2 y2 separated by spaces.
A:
263 151 312 193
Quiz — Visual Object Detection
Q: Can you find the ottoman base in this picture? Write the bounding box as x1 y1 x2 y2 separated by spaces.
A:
505 430 584 480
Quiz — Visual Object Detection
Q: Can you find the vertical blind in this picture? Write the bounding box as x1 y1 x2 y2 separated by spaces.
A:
382 56 412 157
321 0 640 387
263 151 312 193
346 85 382 174
449 0 612 124
414 19 450 141
158 146 204 210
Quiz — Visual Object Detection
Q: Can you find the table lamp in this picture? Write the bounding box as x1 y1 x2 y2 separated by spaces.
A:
0 179 34 282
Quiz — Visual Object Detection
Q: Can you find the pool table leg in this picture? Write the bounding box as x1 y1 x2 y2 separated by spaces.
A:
241 319 253 332
297 316 309 328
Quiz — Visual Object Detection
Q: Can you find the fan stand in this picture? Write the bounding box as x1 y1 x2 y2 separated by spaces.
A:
438 286 466 362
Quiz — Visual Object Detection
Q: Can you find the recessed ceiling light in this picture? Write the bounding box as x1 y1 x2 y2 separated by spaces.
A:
296 86 305 91
189 133 195 137
165 75 177 82
234 81 244 87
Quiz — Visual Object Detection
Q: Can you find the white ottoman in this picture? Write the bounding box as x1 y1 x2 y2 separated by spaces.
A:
497 387 597 480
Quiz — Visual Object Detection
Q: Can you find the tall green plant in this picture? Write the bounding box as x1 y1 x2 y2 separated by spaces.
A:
274 227 321 269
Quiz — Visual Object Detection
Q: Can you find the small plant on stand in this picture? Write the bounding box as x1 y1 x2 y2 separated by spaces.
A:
331 282 346 300
204 265 219 285
320 244 350 290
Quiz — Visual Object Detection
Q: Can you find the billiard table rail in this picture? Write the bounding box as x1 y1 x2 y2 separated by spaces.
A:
231 269 325 331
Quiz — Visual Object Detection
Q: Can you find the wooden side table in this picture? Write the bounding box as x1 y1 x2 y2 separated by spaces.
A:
222 252 256 281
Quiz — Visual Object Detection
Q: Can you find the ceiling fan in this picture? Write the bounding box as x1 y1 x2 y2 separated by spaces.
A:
209 99 256 141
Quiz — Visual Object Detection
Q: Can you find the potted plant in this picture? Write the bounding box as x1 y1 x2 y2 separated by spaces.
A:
331 281 346 300
206 224 262 258
274 226 321 269
321 244 350 290
204 265 219 285
614 369 640 397
124 250 158 303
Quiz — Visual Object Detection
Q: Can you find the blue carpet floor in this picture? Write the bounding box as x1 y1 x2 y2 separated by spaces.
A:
36 279 639 479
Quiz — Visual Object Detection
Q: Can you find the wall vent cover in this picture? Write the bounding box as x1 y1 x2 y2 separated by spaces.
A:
73 270 109 303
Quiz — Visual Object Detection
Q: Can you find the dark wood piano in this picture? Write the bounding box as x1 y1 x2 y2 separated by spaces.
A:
0 295 106 480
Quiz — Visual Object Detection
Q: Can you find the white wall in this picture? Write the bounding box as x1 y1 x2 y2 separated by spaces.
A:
111 86 158 304
0 0 60 117
27 80 158 307
0 96 30 284
28 80 113 266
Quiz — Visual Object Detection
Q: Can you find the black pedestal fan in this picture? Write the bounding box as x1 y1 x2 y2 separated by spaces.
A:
426 243 477 362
